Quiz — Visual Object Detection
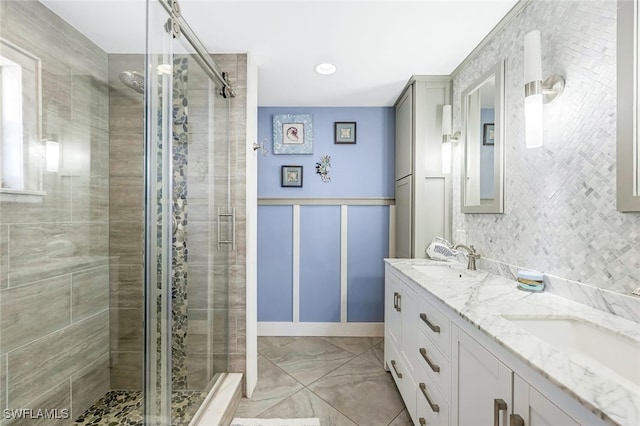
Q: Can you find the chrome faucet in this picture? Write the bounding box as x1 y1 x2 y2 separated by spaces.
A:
454 244 480 270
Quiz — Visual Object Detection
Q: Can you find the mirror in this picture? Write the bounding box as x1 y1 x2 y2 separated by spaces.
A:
461 60 505 213
617 0 640 211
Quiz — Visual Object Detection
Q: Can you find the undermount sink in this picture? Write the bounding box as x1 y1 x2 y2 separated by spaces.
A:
413 264 469 280
503 316 640 390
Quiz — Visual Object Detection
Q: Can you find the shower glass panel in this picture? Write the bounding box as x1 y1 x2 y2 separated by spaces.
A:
145 0 231 423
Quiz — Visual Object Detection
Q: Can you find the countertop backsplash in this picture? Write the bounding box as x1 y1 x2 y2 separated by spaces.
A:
476 257 640 324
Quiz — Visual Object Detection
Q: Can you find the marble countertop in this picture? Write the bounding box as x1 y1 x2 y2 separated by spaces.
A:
385 258 640 426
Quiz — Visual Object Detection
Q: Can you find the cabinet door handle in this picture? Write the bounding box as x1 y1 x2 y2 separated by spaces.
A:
391 360 402 378
420 313 441 333
397 293 402 312
419 348 440 373
419 382 440 413
509 414 525 426
393 292 398 310
419 418 426 426
494 398 507 426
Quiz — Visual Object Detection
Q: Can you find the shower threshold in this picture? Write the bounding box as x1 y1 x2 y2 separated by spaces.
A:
74 389 207 426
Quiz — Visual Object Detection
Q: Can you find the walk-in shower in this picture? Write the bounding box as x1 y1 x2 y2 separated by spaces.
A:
0 0 245 424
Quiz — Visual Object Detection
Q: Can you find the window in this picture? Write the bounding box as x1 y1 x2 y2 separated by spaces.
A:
0 38 42 193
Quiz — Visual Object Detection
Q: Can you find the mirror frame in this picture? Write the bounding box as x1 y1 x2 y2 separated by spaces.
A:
617 0 640 212
460 60 505 214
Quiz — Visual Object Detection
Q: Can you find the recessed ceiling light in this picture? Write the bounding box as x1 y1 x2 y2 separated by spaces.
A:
315 63 336 75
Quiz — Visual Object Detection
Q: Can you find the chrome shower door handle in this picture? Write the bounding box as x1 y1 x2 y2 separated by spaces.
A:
217 207 236 250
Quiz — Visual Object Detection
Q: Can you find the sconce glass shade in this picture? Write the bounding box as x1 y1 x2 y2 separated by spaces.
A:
441 104 452 173
45 140 59 172
524 30 543 148
524 94 543 148
442 104 452 138
441 139 452 174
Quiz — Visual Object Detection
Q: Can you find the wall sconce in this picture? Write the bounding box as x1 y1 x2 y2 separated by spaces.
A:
524 30 565 148
441 104 460 174
45 140 59 172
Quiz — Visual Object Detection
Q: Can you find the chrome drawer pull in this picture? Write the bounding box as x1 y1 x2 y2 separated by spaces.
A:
419 347 440 373
393 292 398 310
419 382 440 413
391 360 402 378
420 313 440 333
494 398 507 426
397 293 401 312
419 418 426 426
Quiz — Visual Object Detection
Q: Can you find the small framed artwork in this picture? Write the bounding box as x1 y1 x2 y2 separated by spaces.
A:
335 122 356 144
483 123 495 146
273 114 313 154
281 165 303 187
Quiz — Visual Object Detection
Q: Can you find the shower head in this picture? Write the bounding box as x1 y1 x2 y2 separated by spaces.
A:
119 71 145 94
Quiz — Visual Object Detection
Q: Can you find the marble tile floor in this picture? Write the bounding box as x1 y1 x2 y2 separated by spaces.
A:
234 337 411 426
74 389 207 425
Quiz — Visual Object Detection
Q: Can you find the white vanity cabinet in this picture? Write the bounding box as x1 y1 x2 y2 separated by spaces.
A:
451 327 511 426
385 267 418 422
513 375 579 426
385 265 452 425
385 264 607 426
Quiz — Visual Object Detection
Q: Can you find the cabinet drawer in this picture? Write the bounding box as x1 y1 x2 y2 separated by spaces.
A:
417 295 451 357
417 327 451 399
387 340 416 421
416 378 449 426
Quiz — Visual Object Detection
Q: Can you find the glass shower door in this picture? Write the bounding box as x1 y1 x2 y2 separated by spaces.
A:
144 1 231 424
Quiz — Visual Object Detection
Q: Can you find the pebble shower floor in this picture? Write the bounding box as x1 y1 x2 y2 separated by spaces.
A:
73 390 207 425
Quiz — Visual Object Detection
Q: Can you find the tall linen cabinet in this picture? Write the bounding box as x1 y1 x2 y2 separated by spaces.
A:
394 76 452 258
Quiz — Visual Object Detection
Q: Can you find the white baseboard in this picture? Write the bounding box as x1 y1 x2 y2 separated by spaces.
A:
258 322 384 337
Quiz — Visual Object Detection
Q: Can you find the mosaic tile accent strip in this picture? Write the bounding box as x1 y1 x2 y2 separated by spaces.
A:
451 0 640 301
172 56 190 389
73 390 206 426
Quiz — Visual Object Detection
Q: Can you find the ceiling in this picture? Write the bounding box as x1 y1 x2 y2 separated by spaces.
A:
40 0 519 107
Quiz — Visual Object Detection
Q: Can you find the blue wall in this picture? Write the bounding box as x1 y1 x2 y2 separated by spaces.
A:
258 107 395 198
257 107 394 325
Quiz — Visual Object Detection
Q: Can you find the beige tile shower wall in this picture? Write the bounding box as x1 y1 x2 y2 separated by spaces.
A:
0 0 110 421
108 54 145 390
451 0 640 297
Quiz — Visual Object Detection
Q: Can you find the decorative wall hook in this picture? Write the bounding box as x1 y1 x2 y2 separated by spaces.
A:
315 155 331 183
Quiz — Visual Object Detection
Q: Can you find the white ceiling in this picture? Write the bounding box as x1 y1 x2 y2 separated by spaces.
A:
40 0 519 106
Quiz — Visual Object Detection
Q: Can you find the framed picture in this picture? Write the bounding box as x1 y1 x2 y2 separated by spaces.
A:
273 114 313 154
483 123 495 146
335 122 356 144
281 165 303 187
